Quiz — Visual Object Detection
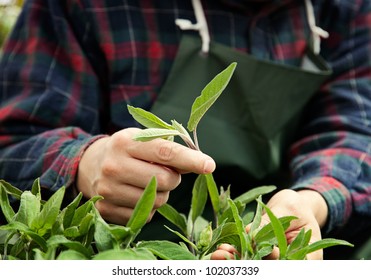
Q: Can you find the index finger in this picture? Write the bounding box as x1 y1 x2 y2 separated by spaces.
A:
127 138 216 174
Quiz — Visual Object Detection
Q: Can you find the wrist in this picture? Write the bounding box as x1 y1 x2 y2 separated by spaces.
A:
297 189 328 228
77 136 109 198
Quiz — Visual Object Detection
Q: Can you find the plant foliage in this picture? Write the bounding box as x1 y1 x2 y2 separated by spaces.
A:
0 63 353 260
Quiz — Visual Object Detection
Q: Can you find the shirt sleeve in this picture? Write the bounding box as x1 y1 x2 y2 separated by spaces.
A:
0 0 106 194
289 0 371 234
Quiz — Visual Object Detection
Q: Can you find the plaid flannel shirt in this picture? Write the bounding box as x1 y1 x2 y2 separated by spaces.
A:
0 0 370 234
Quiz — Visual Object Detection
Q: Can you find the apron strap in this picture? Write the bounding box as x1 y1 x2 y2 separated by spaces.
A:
175 0 210 54
304 0 329 55
175 0 328 56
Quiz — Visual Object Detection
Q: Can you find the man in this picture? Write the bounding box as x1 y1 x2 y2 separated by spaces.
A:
0 0 370 259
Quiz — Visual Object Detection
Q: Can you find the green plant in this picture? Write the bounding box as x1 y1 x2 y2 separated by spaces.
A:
126 62 353 259
0 63 353 260
0 178 158 260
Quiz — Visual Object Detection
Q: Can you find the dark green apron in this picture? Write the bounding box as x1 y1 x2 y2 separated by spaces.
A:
152 35 330 180
139 35 331 240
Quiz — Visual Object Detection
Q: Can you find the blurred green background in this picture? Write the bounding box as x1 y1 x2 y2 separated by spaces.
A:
0 0 23 49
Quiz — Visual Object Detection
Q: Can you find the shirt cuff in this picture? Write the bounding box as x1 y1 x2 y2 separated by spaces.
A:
64 134 108 195
290 176 352 235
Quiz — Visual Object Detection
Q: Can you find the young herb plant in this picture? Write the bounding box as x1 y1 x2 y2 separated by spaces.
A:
126 62 353 260
0 178 159 260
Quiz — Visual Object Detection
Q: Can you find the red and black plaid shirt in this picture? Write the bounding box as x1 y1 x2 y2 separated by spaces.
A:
0 0 370 234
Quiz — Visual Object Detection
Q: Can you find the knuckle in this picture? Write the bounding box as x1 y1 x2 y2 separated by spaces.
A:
96 183 112 199
155 171 180 191
154 173 167 190
157 142 177 162
101 160 118 178
153 191 170 209
112 128 138 149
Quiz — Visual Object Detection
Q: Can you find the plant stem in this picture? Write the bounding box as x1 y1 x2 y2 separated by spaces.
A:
193 127 200 151
189 225 196 255
213 211 219 228
179 134 198 150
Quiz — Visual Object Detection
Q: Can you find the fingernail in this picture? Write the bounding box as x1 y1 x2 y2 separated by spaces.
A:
203 159 216 173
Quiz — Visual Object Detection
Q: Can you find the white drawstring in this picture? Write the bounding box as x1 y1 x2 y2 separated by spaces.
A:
175 0 210 53
176 0 326 55
304 0 329 54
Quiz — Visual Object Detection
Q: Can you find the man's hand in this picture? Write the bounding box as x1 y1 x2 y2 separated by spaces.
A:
212 189 328 260
77 128 216 225
250 189 328 260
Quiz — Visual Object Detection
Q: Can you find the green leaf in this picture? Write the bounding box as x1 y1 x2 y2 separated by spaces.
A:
305 238 353 256
234 186 276 205
287 228 308 256
163 225 198 251
0 180 22 200
0 184 16 223
14 191 40 227
47 235 91 258
83 224 96 249
31 187 65 235
94 216 117 252
64 210 94 238
133 128 183 142
198 223 213 248
204 173 220 215
257 199 288 259
191 174 208 223
23 229 48 252
192 215 209 241
138 240 197 260
249 196 263 235
62 192 83 229
218 199 246 225
187 62 237 131
228 199 248 259
157 203 188 235
0 222 48 252
287 238 353 260
218 186 231 211
210 222 238 249
78 213 94 236
127 105 173 129
64 226 80 238
57 250 88 260
218 208 234 225
126 176 157 234
254 216 297 244
171 120 191 138
93 248 157 260
0 230 19 258
51 213 64 236
242 211 255 226
70 195 102 227
33 246 57 260
33 249 48 260
109 225 131 244
90 207 131 247
254 242 274 260
9 237 26 258
30 178 41 200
